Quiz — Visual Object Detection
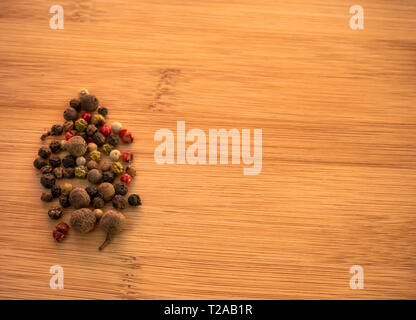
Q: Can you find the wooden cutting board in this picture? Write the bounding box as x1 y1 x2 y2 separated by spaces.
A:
0 0 415 299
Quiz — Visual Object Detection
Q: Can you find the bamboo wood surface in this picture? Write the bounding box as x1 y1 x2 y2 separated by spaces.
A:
0 0 415 299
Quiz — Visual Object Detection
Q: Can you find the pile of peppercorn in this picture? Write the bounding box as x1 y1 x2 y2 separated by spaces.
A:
34 89 141 250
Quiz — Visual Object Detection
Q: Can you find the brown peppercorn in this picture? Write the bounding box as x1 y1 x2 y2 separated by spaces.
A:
92 132 106 147
92 196 105 209
63 167 75 179
86 160 98 170
38 146 51 159
99 210 125 250
40 165 53 175
97 182 115 201
70 99 81 112
114 182 128 196
87 169 102 185
102 171 115 183
81 94 99 112
59 195 71 208
49 155 61 168
48 207 63 220
128 194 142 207
63 107 78 121
41 192 53 202
63 120 74 132
69 187 91 209
86 124 98 137
66 136 87 157
62 155 76 168
112 195 127 210
41 174 56 189
70 208 96 233
34 157 48 170
49 140 62 154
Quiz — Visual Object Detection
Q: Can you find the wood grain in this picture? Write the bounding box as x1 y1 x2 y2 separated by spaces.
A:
0 0 415 299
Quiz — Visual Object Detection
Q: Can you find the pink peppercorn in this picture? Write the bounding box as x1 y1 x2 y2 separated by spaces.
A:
120 131 134 144
82 112 92 123
121 151 133 163
118 129 127 138
120 173 132 185
100 125 112 137
65 130 77 141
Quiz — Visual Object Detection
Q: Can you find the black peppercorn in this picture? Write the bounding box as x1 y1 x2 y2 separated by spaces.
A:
107 134 119 147
76 131 88 141
34 157 48 170
49 140 62 154
102 171 115 183
85 185 99 199
51 185 62 198
92 132 106 147
92 196 105 209
97 107 108 117
41 173 56 189
40 165 53 175
70 99 82 112
63 167 75 179
81 94 99 112
62 155 76 168
114 182 128 196
128 194 142 207
41 131 51 141
112 195 128 210
51 124 63 136
63 107 78 121
38 146 51 159
86 124 98 137
48 207 63 220
59 195 71 208
41 192 53 202
49 155 61 168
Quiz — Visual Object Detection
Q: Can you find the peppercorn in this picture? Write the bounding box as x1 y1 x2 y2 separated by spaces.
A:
91 114 105 127
76 156 86 167
121 151 133 163
99 125 112 137
107 134 120 147
92 132 106 147
89 150 101 162
61 183 73 196
102 143 114 155
53 230 65 242
120 173 132 185
75 166 88 179
119 129 134 144
111 122 122 134
51 185 62 198
41 165 53 174
56 222 70 233
49 155 61 168
88 142 98 153
98 182 115 201
86 124 98 137
87 169 102 185
87 160 98 170
48 207 63 220
65 130 75 141
41 192 53 202
75 118 88 132
69 187 91 209
111 162 124 175
125 165 137 177
81 94 99 112
38 146 51 159
62 155 76 168
51 124 63 136
92 196 105 209
112 195 127 210
40 131 51 141
49 140 62 154
85 185 99 199
109 150 121 162
94 209 104 221
77 131 89 141
33 157 48 170
41 174 56 189
128 194 142 207
102 171 115 183
63 167 75 179
59 195 71 208
99 159 112 172
62 122 73 134
53 167 64 179
97 107 108 117
63 107 78 121
53 222 69 242
78 88 89 99
70 98 82 111
61 140 67 151
114 182 128 196
70 208 96 233
66 136 87 157
99 210 125 250
81 112 92 123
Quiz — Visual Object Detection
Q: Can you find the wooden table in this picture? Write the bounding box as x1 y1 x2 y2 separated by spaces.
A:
0 0 415 299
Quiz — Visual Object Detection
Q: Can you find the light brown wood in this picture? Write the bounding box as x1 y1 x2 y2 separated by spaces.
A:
0 0 415 300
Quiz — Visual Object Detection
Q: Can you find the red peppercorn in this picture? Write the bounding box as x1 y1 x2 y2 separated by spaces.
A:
99 125 112 137
53 230 65 242
82 112 92 123
121 131 134 144
65 130 77 141
121 151 133 163
118 129 127 138
120 173 132 185
56 222 70 234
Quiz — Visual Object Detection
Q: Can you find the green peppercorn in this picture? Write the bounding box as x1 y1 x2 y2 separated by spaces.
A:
75 165 88 179
62 183 73 196
78 88 89 99
102 143 114 155
91 114 105 127
89 150 100 162
75 118 88 132
111 162 124 175
53 167 64 179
